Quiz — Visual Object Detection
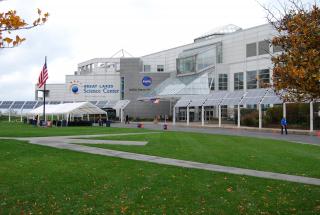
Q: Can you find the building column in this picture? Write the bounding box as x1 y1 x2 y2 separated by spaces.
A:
173 107 176 125
283 103 286 118
186 106 190 126
218 105 221 127
237 104 241 128
258 103 262 129
201 106 204 126
310 102 314 132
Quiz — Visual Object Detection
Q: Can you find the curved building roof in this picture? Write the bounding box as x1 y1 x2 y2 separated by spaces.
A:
194 24 242 42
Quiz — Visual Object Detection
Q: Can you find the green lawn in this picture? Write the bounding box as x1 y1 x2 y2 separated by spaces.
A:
1 122 320 214
1 139 320 214
84 132 320 178
0 122 144 137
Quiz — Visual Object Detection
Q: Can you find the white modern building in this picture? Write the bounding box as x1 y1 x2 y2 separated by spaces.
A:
1 23 318 130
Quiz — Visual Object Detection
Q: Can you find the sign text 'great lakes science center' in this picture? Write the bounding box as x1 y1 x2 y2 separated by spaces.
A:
83 84 119 94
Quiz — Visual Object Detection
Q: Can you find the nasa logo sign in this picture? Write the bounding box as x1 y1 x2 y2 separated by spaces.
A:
142 76 152 87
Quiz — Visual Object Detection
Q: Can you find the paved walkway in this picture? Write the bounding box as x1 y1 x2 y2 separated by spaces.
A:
113 122 320 146
1 133 320 186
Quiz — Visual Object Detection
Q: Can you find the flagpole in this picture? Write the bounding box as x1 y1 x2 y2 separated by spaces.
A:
43 56 47 124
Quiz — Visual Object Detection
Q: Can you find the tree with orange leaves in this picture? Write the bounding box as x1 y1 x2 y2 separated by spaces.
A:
265 0 320 102
0 1 49 48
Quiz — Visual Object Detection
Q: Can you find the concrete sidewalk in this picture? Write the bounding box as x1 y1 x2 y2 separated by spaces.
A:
113 122 320 145
10 136 320 186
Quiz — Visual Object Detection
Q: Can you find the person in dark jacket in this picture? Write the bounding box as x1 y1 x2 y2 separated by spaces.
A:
125 115 129 124
281 117 288 135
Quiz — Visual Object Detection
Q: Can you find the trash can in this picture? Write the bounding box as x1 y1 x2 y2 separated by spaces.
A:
105 120 111 127
163 124 168 130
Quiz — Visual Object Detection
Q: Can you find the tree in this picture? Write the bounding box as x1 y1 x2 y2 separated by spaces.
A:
0 1 49 48
264 0 320 102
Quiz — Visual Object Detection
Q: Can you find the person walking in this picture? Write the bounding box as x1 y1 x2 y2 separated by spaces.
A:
125 115 129 124
281 117 288 135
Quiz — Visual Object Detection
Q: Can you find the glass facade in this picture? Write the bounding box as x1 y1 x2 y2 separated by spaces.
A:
197 48 216 71
177 56 196 74
258 69 270 88
218 74 228 90
177 44 218 75
234 72 244 90
246 69 270 89
247 70 258 89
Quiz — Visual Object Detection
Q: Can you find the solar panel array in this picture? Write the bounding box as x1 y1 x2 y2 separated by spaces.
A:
175 88 284 108
0 101 14 109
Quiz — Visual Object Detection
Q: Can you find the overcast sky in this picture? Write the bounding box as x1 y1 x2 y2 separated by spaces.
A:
0 0 313 100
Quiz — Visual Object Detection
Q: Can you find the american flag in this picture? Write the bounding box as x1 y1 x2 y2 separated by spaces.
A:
151 98 160 104
37 59 48 88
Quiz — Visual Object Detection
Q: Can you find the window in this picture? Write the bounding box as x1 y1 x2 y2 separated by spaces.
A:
177 56 196 74
246 43 257 57
258 69 270 88
273 45 283 53
144 65 151 72
120 77 125 100
216 42 223 64
208 78 215 91
218 74 228 90
258 41 270 55
247 71 257 89
157 65 164 72
196 48 216 71
234 72 244 90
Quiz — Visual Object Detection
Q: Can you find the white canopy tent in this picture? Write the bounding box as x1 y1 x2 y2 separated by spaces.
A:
28 102 107 124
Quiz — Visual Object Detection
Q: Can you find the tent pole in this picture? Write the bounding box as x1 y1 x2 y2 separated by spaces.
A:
283 103 286 118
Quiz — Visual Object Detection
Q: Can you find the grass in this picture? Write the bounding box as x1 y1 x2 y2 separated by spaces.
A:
0 122 320 213
0 121 144 137
84 132 320 178
1 139 320 214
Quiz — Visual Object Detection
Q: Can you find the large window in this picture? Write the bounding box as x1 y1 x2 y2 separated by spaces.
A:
218 74 228 90
246 43 257 57
234 72 244 90
258 41 270 55
246 69 270 89
144 65 151 72
258 69 270 88
247 70 257 89
177 56 196 74
197 49 216 71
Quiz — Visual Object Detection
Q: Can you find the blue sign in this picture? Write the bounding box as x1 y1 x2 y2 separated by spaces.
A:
142 76 152 87
71 85 79 94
